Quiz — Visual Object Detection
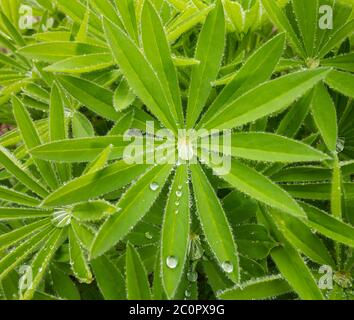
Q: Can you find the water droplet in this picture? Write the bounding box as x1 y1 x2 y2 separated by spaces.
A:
145 232 153 240
178 185 182 190
221 261 233 273
51 210 71 228
175 209 179 214
150 182 159 191
176 191 182 198
175 201 180 206
166 256 178 269
187 271 198 282
184 290 191 298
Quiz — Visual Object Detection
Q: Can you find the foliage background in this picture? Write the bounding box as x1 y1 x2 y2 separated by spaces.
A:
0 0 353 300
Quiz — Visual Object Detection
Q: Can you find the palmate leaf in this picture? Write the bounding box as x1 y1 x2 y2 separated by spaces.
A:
90 164 173 258
190 164 239 283
201 68 331 130
186 0 225 128
161 165 190 299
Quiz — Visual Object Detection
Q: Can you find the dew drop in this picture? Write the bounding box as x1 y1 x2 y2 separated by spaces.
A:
145 232 153 240
221 261 233 273
184 290 191 298
176 191 182 198
175 201 180 206
150 182 159 191
187 271 198 282
166 256 178 269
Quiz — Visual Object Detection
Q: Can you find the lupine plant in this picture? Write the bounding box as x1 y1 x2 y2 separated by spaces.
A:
0 0 353 300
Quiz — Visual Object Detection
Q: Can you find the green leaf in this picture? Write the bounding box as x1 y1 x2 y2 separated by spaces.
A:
259 208 324 300
83 145 113 174
49 83 71 183
0 207 52 220
126 243 152 300
207 158 305 218
226 133 329 162
71 112 95 138
113 78 136 112
0 186 41 206
302 202 354 248
17 42 109 63
58 75 119 120
50 264 80 300
91 255 126 300
190 164 239 283
292 0 318 57
12 96 59 190
0 219 50 251
161 165 190 299
72 200 116 221
318 19 354 58
0 226 54 281
331 155 342 218
262 0 306 57
325 69 354 98
269 208 335 266
311 83 338 152
31 136 134 162
90 164 173 258
68 227 93 283
42 161 151 206
44 54 114 74
186 0 225 128
103 16 177 132
21 228 66 300
202 68 331 130
199 33 286 127
114 0 139 43
218 275 292 300
321 53 354 72
141 0 183 124
0 146 48 198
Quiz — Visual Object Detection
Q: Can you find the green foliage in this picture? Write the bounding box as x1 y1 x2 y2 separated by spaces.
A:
0 0 353 301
